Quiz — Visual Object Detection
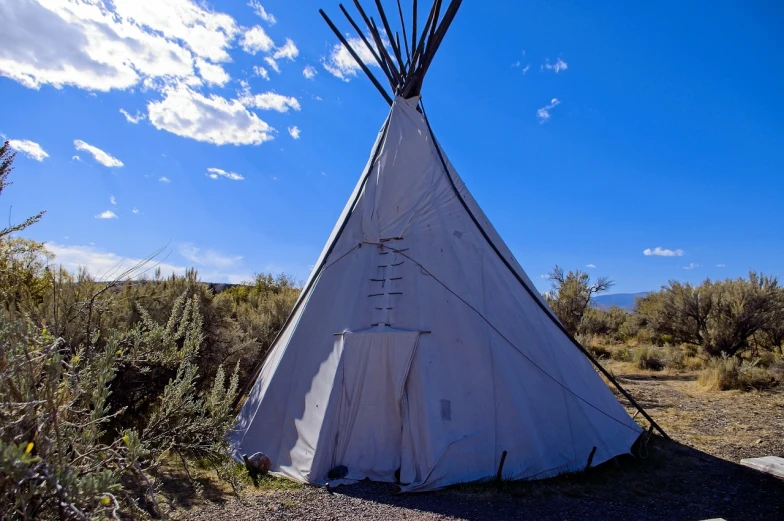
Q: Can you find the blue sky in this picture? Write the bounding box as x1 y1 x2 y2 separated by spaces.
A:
1 0 782 293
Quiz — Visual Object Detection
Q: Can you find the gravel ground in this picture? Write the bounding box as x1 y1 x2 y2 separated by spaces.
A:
171 367 784 521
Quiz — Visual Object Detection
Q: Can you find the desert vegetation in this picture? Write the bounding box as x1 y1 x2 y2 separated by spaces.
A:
545 265 784 391
0 143 300 518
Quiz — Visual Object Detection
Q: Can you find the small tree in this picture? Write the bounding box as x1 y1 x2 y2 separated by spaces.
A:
756 285 784 353
0 141 45 239
544 265 614 336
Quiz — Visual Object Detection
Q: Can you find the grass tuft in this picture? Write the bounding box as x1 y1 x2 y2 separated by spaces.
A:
698 356 780 391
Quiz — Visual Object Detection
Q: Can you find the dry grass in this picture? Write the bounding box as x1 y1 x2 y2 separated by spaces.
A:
599 343 784 391
698 357 780 391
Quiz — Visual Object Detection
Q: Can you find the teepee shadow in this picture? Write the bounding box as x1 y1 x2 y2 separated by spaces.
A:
330 437 784 520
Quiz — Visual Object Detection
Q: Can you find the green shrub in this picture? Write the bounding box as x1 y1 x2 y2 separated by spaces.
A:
610 345 632 362
0 299 242 519
634 346 665 371
664 346 686 370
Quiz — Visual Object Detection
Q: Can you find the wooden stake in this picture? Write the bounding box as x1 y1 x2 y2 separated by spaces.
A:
319 9 393 105
495 450 508 484
585 446 597 471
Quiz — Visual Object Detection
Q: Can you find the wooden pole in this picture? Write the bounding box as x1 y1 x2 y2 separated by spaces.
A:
369 17 403 89
412 0 418 65
396 0 411 64
319 9 393 105
414 0 439 65
402 0 440 97
428 0 443 45
352 1 402 87
339 3 396 88
418 0 462 85
374 0 406 74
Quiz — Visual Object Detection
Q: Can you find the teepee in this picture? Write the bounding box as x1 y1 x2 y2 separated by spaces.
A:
231 0 664 492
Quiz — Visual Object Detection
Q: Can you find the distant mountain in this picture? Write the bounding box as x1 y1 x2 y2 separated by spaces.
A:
592 292 650 311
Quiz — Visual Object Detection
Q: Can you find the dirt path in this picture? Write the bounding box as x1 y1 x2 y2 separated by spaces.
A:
171 366 784 521
613 368 784 460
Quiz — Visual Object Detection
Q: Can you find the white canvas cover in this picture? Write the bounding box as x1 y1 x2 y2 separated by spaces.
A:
231 96 643 492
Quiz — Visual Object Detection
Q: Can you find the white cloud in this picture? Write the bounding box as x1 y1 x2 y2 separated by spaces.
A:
119 108 146 124
45 242 186 280
264 38 299 73
74 139 123 167
537 98 561 123
147 84 274 146
132 207 140 214
240 91 301 112
253 66 270 80
248 1 276 25
303 65 317 80
95 210 118 219
7 139 49 161
322 36 381 81
586 264 596 268
111 0 238 63
264 56 280 73
683 262 699 270
206 167 244 181
522 64 530 75
288 126 300 139
716 264 726 268
179 243 243 269
542 58 568 73
110 195 117 205
159 176 170 183
273 38 298 61
0 0 240 93
195 57 230 86
643 247 685 257
240 26 274 55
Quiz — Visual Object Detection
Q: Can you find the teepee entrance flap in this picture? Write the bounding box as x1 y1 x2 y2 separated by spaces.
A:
330 329 420 483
